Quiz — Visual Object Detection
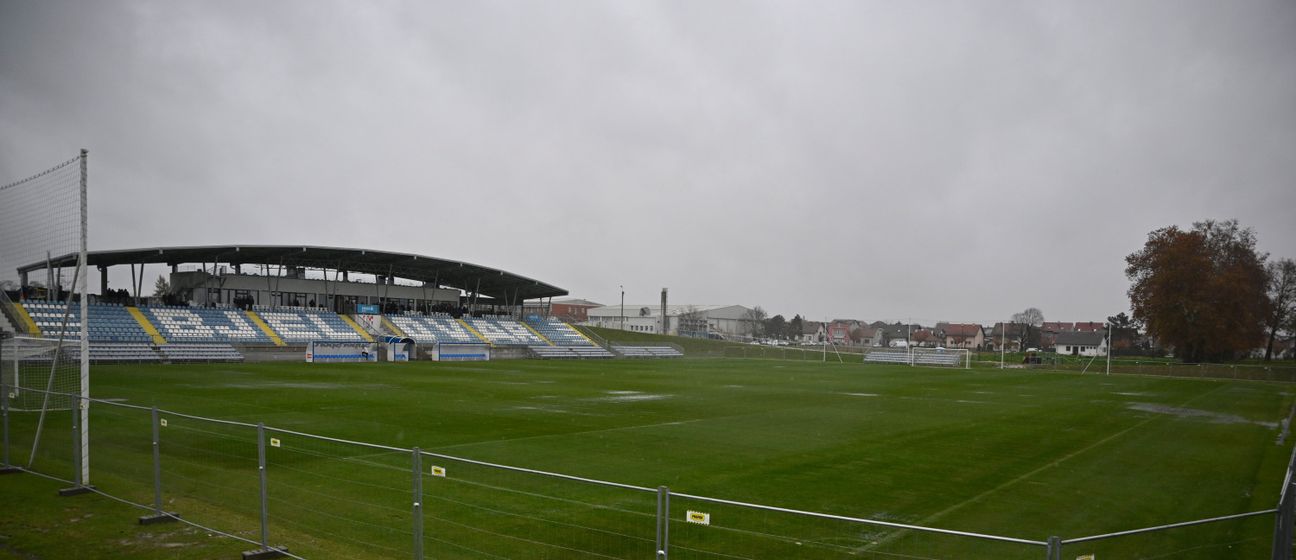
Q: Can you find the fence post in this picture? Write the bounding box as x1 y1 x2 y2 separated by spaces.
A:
243 422 286 559
138 407 176 524
656 486 670 559
57 393 91 496
412 447 423 560
1275 476 1296 560
1045 536 1061 560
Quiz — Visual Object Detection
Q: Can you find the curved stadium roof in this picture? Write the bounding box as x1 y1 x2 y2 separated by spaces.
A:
21 245 567 301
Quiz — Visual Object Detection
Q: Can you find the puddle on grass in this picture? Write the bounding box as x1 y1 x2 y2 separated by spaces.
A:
1127 402 1277 428
510 405 571 414
595 390 670 403
842 392 879 397
215 382 396 390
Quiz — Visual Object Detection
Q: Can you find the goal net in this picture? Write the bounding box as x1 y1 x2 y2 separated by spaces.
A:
1 336 80 411
0 151 89 483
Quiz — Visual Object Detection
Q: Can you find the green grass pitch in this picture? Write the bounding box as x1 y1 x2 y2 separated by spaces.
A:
3 358 1293 559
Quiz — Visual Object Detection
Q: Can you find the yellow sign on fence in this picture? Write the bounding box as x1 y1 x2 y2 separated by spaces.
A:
686 511 710 525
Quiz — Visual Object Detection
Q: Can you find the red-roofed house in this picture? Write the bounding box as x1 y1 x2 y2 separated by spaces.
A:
942 323 985 350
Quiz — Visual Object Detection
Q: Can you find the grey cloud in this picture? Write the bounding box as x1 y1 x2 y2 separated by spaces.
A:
2 0 1293 324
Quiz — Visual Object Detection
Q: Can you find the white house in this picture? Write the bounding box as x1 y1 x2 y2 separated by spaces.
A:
1054 331 1107 357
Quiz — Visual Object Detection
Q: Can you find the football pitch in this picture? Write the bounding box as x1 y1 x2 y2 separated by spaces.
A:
7 358 1295 559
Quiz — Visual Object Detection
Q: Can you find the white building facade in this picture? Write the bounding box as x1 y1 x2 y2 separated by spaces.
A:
584 304 757 339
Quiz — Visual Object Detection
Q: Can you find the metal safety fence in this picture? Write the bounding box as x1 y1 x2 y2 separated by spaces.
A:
3 383 1296 559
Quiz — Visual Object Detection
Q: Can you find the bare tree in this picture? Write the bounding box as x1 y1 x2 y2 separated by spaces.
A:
744 306 768 339
1011 307 1045 349
1265 259 1296 362
677 306 708 338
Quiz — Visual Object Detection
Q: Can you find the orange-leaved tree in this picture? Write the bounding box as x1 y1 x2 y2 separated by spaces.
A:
1125 219 1269 363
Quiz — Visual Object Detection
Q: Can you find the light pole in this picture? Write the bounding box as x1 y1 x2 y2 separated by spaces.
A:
619 285 625 332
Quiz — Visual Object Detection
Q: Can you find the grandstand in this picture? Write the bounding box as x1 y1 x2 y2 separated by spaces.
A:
864 348 968 368
4 245 695 362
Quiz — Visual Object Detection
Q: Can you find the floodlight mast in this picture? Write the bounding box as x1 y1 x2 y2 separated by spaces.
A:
619 285 625 332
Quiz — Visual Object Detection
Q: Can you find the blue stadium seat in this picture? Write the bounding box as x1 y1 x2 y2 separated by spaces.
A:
143 306 272 344
256 307 365 343
388 313 479 344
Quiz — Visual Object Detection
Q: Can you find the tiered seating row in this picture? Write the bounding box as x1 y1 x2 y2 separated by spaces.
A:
64 342 244 363
389 314 479 344
529 345 614 359
465 317 547 346
864 350 962 367
74 343 161 362
612 345 684 358
21 302 151 343
157 344 244 362
256 307 365 343
863 350 911 364
524 317 596 346
144 306 271 343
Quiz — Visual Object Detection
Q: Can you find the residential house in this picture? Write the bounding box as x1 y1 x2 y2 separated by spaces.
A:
801 321 825 343
1055 331 1108 357
853 325 884 347
942 323 985 350
988 322 1027 352
828 320 861 345
877 322 922 347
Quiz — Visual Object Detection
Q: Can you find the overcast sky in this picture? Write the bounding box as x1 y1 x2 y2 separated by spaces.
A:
2 1 1293 325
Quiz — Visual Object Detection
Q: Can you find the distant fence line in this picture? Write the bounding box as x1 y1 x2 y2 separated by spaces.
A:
706 342 1296 382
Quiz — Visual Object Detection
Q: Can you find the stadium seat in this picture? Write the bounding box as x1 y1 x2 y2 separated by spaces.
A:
256 307 366 343
19 302 151 343
388 313 480 344
142 306 272 344
464 317 549 346
523 317 599 347
612 345 683 358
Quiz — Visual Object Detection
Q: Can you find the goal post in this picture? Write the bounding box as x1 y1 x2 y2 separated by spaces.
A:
0 150 90 487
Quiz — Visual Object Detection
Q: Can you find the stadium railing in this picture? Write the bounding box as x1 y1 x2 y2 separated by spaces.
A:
4 383 1296 559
